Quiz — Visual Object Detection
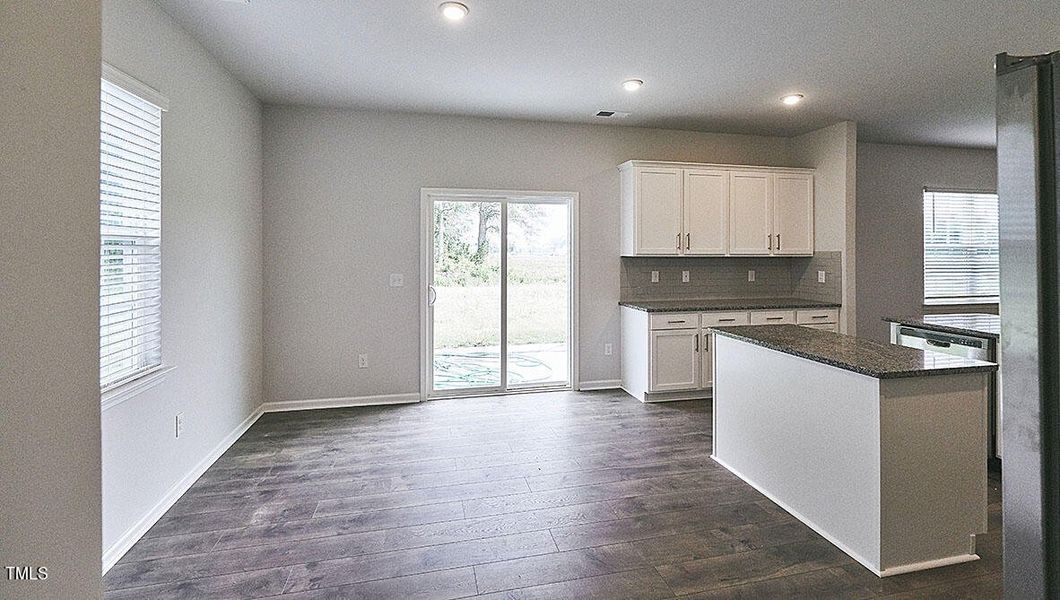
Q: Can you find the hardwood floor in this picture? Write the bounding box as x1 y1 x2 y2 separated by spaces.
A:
103 391 1003 599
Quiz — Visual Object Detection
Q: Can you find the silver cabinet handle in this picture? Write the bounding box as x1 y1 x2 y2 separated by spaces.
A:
695 334 699 352
704 333 710 352
676 233 681 251
768 234 773 251
428 285 437 306
766 316 784 321
667 320 686 324
777 233 781 251
686 233 690 250
811 315 828 319
719 318 736 322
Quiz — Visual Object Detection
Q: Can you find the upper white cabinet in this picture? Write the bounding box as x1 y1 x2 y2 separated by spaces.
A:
684 169 729 255
773 172 815 256
632 167 683 254
728 170 773 255
620 161 814 257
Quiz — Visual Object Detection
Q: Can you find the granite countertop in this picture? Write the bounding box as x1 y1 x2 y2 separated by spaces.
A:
883 314 1000 339
619 297 841 312
710 324 997 379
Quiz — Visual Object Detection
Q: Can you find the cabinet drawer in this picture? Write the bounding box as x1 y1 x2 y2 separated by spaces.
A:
803 323 838 332
750 310 796 325
701 311 750 327
649 313 698 330
796 308 839 324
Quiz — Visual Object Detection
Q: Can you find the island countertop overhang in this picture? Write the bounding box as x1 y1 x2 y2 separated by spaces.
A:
709 324 997 379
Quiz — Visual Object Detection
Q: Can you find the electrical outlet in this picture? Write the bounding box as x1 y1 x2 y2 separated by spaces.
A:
358 354 368 369
747 270 756 282
818 270 826 283
650 270 659 283
389 273 404 287
604 343 613 356
175 412 184 438
681 270 690 283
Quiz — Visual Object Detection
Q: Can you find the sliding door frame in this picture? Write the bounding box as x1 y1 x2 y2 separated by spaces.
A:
419 188 579 400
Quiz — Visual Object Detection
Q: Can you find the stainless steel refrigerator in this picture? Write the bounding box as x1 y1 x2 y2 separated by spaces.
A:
996 51 1059 599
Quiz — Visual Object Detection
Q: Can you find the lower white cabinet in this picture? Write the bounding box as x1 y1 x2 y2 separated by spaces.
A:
621 305 840 402
650 329 700 391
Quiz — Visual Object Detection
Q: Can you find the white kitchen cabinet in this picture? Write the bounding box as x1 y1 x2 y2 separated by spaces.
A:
650 329 700 391
684 169 728 255
728 171 773 255
621 305 841 402
620 161 814 257
773 173 814 256
632 167 683 255
749 310 796 325
701 329 714 389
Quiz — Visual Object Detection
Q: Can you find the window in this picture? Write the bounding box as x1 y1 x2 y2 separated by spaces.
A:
99 76 165 390
923 189 1000 305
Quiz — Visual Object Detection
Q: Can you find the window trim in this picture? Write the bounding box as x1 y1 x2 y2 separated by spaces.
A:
922 187 1000 306
99 65 170 401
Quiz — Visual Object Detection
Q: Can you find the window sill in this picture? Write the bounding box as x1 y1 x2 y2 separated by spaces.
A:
101 366 176 412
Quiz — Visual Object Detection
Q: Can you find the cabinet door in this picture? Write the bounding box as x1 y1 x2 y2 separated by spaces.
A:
701 331 714 389
728 171 773 255
773 173 814 255
636 168 683 255
650 329 699 392
683 169 728 255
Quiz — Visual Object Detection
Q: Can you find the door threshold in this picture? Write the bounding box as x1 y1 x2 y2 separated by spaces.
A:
428 385 572 400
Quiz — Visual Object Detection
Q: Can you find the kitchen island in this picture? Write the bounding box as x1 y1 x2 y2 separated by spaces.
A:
709 325 997 577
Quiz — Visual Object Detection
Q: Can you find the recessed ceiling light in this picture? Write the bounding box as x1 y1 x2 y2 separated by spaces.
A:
622 79 644 92
439 2 469 21
781 93 805 106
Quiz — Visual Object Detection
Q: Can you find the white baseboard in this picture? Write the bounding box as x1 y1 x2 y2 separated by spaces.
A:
577 379 622 391
261 392 421 413
102 405 264 574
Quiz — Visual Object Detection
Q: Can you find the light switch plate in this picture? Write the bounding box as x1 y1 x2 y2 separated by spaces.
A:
358 354 368 368
681 270 690 283
604 343 613 356
650 271 659 283
389 273 404 287
748 270 756 282
818 270 826 283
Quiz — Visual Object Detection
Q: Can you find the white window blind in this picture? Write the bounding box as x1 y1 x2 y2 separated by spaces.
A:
923 189 999 305
100 78 164 390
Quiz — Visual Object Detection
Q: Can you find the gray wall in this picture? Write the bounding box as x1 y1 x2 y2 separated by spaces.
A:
262 106 804 395
100 0 264 561
0 2 103 597
790 122 858 333
856 142 997 342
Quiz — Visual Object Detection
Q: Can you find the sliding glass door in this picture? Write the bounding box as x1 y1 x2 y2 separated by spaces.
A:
423 190 575 397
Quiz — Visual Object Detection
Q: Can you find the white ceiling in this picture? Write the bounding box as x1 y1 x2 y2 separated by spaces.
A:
155 1 1060 148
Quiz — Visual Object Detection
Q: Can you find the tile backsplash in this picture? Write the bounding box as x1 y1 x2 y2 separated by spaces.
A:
620 251 842 304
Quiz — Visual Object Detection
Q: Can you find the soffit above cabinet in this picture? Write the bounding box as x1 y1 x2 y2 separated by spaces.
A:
618 160 814 175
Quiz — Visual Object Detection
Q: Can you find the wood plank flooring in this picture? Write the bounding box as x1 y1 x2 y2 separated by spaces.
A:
104 390 1003 599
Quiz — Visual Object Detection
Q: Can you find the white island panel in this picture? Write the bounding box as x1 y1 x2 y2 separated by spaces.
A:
711 331 989 576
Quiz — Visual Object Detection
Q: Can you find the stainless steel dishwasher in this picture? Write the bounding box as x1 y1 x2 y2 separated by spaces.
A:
893 326 993 361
